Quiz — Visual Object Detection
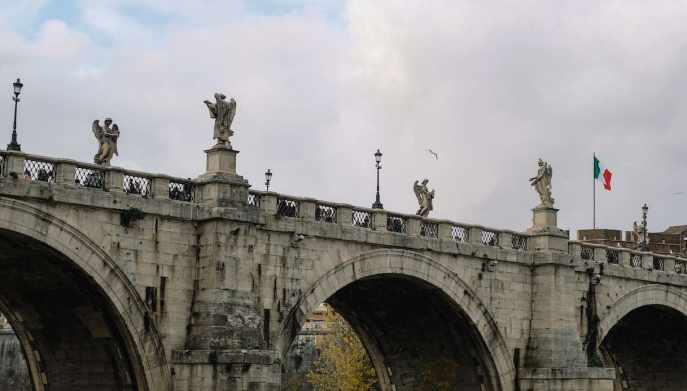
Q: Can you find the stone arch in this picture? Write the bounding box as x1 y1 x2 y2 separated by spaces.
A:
597 284 687 391
597 284 687 344
279 248 514 391
0 196 170 391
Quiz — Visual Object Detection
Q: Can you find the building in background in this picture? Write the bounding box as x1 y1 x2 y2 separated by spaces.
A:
284 304 331 383
578 225 687 256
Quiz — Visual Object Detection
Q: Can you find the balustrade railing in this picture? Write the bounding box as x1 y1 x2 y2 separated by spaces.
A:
606 248 620 264
630 253 642 268
511 233 528 250
580 246 594 261
420 221 438 238
386 214 407 234
480 228 498 246
653 256 665 271
0 153 549 257
568 241 687 276
352 209 372 228
675 260 687 274
451 224 470 242
247 192 261 208
277 197 299 218
169 180 195 202
74 166 104 189
123 174 151 197
315 203 337 223
24 158 55 182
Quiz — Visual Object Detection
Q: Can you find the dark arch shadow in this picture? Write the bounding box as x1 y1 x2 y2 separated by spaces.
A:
279 249 514 391
0 197 170 391
600 304 687 390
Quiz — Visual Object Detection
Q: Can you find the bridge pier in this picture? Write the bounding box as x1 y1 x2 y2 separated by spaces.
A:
521 206 616 391
171 144 282 390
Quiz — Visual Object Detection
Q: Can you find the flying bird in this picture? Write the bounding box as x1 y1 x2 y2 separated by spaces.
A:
426 149 438 160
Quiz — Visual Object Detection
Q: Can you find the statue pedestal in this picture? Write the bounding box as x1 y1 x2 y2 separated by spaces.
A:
527 205 568 252
530 205 558 231
196 143 250 207
204 143 237 176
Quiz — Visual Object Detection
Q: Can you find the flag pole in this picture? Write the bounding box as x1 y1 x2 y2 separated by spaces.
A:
593 153 596 229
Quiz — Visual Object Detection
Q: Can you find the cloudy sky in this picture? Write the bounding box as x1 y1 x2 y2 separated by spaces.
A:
1 0 685 235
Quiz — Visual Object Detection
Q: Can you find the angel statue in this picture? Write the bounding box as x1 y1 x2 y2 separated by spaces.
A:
204 93 236 146
413 178 435 217
92 118 120 166
529 158 554 207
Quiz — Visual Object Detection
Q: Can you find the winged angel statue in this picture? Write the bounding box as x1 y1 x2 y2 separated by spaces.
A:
413 178 435 217
529 158 554 207
92 118 120 165
204 93 237 146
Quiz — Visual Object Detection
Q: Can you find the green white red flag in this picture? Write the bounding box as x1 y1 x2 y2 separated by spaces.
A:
594 155 612 191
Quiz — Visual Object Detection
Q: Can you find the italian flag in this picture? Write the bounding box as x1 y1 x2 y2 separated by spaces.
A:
594 155 613 191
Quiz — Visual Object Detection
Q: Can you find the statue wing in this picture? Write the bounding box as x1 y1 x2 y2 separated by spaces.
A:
204 101 217 118
111 124 119 155
92 120 103 141
228 98 237 126
413 181 423 203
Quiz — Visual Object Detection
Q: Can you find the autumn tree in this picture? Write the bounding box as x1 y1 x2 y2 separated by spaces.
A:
306 308 378 391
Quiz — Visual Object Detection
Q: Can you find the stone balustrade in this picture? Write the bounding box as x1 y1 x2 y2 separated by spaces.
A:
247 190 530 250
569 241 687 275
0 150 195 202
0 150 536 252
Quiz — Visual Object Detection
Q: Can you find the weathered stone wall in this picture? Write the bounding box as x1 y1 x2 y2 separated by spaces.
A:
1 149 687 391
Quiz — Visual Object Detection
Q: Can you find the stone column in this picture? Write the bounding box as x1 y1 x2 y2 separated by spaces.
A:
406 216 421 237
105 167 124 192
54 162 76 186
336 205 353 226
3 152 25 177
151 176 170 200
372 210 387 232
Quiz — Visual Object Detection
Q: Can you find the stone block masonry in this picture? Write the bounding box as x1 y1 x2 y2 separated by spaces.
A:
0 148 686 391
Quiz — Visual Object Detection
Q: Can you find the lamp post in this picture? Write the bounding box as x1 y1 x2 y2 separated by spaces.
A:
372 149 383 209
640 203 649 251
7 78 23 151
265 169 272 191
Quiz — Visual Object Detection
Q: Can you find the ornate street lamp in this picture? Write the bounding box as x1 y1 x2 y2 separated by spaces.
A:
372 149 383 209
640 203 649 251
7 78 23 151
265 169 272 191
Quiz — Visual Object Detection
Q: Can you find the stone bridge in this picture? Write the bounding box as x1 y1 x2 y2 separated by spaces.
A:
0 145 686 391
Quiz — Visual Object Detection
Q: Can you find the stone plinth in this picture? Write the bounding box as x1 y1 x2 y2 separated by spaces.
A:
204 143 238 176
530 205 558 231
528 205 569 252
196 143 250 207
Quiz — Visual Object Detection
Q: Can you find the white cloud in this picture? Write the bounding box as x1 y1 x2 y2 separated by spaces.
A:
1 0 686 235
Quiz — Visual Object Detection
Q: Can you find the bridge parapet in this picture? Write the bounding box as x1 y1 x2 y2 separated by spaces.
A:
0 150 197 202
569 240 687 275
0 150 535 254
247 189 531 250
